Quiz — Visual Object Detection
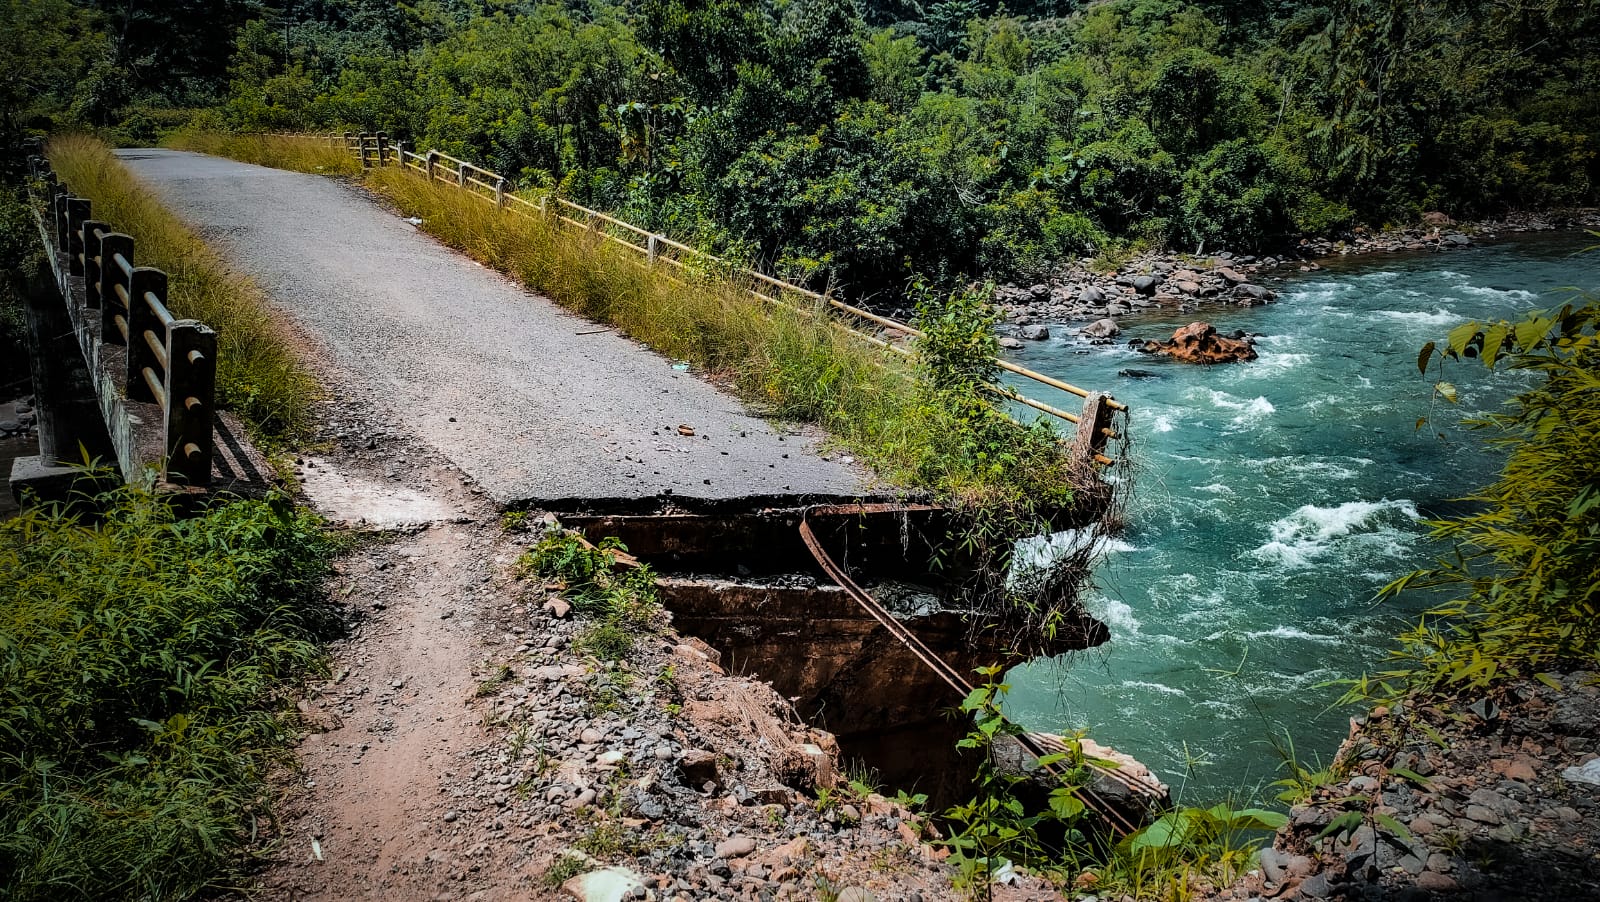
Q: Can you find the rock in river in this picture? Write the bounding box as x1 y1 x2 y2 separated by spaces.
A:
1135 322 1257 364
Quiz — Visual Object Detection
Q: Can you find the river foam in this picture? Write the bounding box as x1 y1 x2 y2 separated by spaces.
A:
1250 499 1420 568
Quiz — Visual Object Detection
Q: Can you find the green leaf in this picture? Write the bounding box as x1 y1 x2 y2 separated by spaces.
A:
1535 673 1563 691
1446 321 1480 357
1048 787 1085 821
1374 812 1416 846
1481 323 1510 367
1390 767 1431 788
1316 811 1364 842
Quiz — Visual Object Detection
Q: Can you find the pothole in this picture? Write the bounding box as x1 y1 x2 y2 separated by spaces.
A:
296 457 458 527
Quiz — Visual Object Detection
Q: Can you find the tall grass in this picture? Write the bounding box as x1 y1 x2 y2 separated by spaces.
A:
46 135 316 438
0 486 335 900
163 130 361 177
362 165 1077 506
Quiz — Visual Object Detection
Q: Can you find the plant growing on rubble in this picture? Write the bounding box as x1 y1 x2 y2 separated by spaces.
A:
941 670 1092 898
522 528 662 661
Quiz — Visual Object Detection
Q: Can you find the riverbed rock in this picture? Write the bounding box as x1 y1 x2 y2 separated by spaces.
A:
1136 322 1257 364
1018 324 1050 341
1079 318 1120 339
997 336 1024 350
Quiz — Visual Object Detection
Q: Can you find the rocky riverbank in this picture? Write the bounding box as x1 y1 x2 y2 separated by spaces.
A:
1205 670 1600 902
988 209 1600 344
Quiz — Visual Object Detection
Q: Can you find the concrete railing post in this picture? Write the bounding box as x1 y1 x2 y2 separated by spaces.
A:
648 234 659 264
457 162 467 188
125 267 166 403
52 186 70 256
376 132 389 166
81 221 108 308
425 150 437 181
358 132 372 168
65 198 91 276
494 176 506 208
163 320 215 486
99 234 134 341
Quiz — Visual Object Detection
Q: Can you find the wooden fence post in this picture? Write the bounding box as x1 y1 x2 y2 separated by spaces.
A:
1072 392 1114 463
65 198 91 277
164 320 215 486
376 132 389 166
81 221 108 308
99 234 134 341
425 150 437 181
125 267 166 402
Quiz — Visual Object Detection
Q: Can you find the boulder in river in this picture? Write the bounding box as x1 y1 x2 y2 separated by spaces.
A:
1018 324 1050 341
1079 317 1120 339
1136 322 1257 364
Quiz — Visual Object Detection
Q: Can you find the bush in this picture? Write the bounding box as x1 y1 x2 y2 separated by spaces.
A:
0 487 335 901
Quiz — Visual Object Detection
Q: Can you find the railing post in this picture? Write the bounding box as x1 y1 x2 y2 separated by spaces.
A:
125 267 166 402
376 132 389 166
163 320 215 487
494 176 506 208
52 186 70 255
457 162 467 188
648 234 659 264
100 234 134 342
1072 392 1114 463
539 194 548 216
425 150 437 181
81 221 108 308
65 198 91 276
358 133 372 168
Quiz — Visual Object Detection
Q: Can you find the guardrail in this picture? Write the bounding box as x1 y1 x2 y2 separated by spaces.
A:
27 149 217 487
310 130 1124 463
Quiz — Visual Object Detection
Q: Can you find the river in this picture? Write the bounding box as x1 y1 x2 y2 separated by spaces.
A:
1001 232 1600 802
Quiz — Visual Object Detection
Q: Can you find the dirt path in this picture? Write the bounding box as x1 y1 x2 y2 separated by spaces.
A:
114 148 869 508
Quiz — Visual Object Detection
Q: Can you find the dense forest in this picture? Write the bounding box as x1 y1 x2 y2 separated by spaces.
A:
5 0 1598 296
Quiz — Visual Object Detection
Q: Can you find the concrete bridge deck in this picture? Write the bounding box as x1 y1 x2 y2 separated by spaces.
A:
116 149 872 508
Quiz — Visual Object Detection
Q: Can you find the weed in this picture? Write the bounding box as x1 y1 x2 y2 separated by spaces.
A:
475 664 514 697
1267 730 1347 805
163 131 361 177
576 622 635 662
541 851 589 888
0 486 334 901
45 135 316 438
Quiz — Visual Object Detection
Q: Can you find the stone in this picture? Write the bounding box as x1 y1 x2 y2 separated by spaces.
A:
997 336 1024 350
580 727 605 745
1465 804 1500 824
1078 286 1106 305
1079 318 1120 339
1216 267 1248 283
679 749 722 788
1258 846 1287 883
715 836 756 859
835 890 876 902
1028 283 1050 299
1135 322 1257 364
1561 759 1600 786
1174 280 1201 294
1421 211 1453 227
563 865 647 902
1416 872 1458 892
1298 872 1332 899
1018 325 1050 341
1131 274 1158 294
1426 852 1452 873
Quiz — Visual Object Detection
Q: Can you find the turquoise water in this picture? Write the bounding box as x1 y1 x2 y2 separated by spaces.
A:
1002 233 1600 801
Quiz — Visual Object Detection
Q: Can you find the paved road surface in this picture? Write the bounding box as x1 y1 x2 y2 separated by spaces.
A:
117 149 871 506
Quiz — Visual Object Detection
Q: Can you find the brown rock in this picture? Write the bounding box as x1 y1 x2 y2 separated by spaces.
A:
678 749 722 788
1418 872 1458 891
1137 322 1258 364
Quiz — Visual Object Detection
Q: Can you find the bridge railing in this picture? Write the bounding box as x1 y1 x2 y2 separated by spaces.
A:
312 131 1124 463
29 149 217 487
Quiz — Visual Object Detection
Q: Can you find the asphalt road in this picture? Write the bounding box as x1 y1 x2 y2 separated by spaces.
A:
117 149 870 506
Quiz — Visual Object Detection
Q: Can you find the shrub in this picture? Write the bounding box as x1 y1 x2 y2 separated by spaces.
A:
0 487 335 901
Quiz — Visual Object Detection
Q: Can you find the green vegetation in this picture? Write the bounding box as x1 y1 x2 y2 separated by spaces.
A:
0 485 335 901
10 1 1596 295
521 529 664 661
0 187 38 388
165 130 360 176
945 672 1285 900
45 134 315 437
1350 290 1600 698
